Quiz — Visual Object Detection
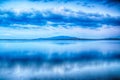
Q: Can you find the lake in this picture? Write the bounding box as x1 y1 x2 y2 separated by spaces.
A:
0 40 120 80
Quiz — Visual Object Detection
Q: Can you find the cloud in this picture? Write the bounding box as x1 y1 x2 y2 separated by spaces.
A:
28 0 120 6
0 25 120 39
0 8 120 29
0 0 9 3
105 0 120 4
0 0 119 39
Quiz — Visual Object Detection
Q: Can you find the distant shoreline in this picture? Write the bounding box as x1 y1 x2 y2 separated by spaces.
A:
0 36 120 41
0 39 120 41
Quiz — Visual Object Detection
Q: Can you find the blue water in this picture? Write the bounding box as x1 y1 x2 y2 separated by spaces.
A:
0 40 120 80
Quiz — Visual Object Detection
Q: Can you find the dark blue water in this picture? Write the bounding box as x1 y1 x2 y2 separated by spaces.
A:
0 40 120 80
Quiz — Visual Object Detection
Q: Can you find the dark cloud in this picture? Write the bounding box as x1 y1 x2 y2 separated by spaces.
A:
0 0 9 3
1 0 120 6
106 0 120 4
0 10 46 27
28 0 120 6
29 0 42 2
0 9 120 28
0 0 9 5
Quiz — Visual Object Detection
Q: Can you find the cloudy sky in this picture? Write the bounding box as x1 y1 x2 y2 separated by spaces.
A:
0 0 120 39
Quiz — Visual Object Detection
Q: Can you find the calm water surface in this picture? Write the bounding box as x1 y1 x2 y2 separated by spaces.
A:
0 40 120 80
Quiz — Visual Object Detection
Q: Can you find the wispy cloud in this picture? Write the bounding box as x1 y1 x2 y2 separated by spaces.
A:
0 25 119 39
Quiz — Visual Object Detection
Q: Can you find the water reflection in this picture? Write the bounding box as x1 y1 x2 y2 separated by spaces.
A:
0 40 120 80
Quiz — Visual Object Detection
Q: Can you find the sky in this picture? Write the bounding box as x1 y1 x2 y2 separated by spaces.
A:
0 0 120 39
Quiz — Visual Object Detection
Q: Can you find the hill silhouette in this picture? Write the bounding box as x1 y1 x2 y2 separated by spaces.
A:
34 36 120 40
0 36 120 40
35 36 80 40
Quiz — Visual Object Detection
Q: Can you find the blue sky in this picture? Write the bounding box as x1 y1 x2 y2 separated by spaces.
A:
0 0 120 39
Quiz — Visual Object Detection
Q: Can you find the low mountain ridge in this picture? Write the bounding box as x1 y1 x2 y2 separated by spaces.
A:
0 36 120 40
35 36 80 40
35 36 120 40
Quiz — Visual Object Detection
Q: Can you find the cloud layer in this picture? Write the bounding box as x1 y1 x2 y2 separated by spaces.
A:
29 0 120 6
0 0 120 39
0 9 120 28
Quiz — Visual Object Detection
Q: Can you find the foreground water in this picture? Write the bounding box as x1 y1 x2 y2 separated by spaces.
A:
0 40 120 80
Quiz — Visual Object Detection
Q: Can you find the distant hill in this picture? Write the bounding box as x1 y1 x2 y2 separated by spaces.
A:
35 36 80 40
0 36 120 40
34 36 120 40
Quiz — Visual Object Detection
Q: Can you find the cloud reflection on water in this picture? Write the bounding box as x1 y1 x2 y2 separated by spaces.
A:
0 40 120 80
